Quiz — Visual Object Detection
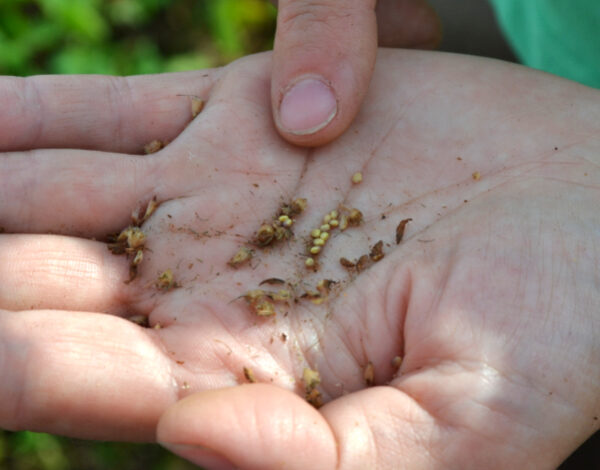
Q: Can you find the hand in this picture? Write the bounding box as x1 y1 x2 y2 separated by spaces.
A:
1 50 599 469
270 0 441 146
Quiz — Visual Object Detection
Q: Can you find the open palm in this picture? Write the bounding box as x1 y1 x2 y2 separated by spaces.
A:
1 50 598 469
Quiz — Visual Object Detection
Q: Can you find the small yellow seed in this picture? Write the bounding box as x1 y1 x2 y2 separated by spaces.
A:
310 228 321 238
329 219 339 228
282 218 293 227
278 215 290 223
305 257 315 267
310 246 321 255
352 172 363 184
330 210 338 219
313 238 325 246
320 224 331 232
319 232 329 241
323 214 331 224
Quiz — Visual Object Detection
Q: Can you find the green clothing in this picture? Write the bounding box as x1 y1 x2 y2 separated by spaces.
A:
488 0 600 88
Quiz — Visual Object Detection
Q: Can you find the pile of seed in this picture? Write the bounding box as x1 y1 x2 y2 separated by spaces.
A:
305 207 363 269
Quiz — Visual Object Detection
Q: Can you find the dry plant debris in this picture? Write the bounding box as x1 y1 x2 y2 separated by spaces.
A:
108 226 147 281
396 218 412 244
242 288 292 317
253 198 307 247
108 196 161 282
364 362 375 386
144 139 165 154
228 246 254 268
191 97 205 118
303 367 323 408
156 269 178 290
128 315 149 327
131 196 159 226
243 367 257 383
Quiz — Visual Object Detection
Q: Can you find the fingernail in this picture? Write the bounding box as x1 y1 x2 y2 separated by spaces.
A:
279 76 337 135
161 443 238 470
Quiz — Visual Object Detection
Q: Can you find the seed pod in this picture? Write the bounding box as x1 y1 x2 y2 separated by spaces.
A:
348 208 363 226
305 388 323 408
243 367 256 383
369 240 384 262
228 246 253 268
144 139 165 154
256 224 275 246
132 249 144 266
395 218 413 244
191 97 205 118
303 367 321 390
339 257 356 269
356 254 371 272
339 215 349 231
157 269 176 290
290 197 307 215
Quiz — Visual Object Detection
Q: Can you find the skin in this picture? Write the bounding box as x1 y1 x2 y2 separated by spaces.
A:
271 0 441 146
0 50 599 469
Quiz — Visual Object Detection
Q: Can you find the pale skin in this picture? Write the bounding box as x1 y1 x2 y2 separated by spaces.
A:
0 50 599 469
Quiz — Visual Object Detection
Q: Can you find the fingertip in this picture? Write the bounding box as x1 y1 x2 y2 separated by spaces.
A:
277 75 338 137
157 384 338 470
271 0 378 147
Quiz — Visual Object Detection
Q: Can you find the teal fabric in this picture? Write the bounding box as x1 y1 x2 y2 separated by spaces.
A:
488 0 600 88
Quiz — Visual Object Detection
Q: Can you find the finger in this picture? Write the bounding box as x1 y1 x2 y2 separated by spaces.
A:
0 234 131 313
272 0 378 146
0 310 175 441
0 70 219 154
0 149 156 236
376 0 442 48
157 384 338 470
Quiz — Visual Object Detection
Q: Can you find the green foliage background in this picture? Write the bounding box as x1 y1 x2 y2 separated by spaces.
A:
0 0 277 76
0 0 276 468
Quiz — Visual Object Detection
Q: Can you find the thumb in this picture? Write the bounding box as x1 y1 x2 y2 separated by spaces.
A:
271 0 378 146
156 384 338 470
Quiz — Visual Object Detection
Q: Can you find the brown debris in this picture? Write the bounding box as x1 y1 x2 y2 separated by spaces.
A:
303 367 323 408
356 254 371 273
339 257 356 269
396 218 412 244
228 246 254 268
369 240 384 262
348 208 363 226
364 362 375 386
305 388 323 408
243 367 256 383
